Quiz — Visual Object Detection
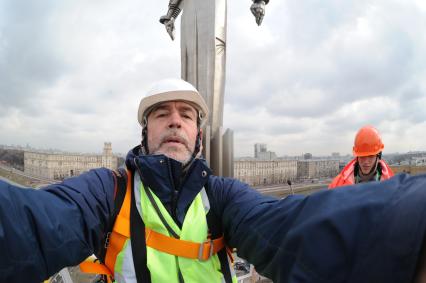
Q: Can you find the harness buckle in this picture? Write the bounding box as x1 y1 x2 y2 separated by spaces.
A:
104 232 111 249
198 239 214 261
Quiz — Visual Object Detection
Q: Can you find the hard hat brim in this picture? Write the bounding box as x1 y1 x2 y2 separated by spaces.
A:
353 145 384 157
138 90 209 127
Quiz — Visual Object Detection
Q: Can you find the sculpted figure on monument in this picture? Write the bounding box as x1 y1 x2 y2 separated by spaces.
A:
160 0 269 39
159 0 183 40
250 0 269 26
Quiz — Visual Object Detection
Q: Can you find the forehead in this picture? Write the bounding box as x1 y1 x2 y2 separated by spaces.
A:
359 155 376 159
150 101 197 113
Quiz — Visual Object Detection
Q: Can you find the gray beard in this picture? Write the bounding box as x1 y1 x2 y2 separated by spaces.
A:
151 148 192 166
148 129 193 165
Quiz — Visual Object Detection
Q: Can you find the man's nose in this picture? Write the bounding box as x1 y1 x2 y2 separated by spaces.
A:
168 110 182 128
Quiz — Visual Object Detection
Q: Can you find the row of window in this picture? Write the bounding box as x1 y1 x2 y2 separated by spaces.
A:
235 165 297 170
24 152 115 163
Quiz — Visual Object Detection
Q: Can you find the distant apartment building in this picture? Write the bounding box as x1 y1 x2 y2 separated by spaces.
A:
254 143 277 160
303 153 313 160
331 152 340 158
254 143 267 158
24 142 118 180
411 157 426 166
297 159 339 179
257 151 277 160
234 159 297 186
390 165 426 175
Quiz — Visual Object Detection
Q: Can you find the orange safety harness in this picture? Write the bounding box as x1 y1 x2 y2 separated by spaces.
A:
80 169 227 281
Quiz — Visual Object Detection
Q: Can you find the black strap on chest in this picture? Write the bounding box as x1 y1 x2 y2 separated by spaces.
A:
129 169 152 283
114 168 128 218
205 184 233 283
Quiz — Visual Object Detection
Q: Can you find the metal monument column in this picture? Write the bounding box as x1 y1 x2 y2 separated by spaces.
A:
160 0 269 176
180 0 228 176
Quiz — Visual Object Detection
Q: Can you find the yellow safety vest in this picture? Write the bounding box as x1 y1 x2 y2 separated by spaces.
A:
80 169 236 283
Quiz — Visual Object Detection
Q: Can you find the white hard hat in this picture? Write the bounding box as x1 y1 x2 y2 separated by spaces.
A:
138 78 209 127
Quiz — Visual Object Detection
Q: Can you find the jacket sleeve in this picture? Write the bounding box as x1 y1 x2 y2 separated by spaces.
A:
209 174 426 283
0 168 115 282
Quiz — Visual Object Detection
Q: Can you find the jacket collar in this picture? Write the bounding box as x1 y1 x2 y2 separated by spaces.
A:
341 158 393 184
125 145 212 225
341 158 357 180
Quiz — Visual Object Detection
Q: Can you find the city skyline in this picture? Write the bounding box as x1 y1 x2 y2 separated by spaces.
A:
2 142 424 159
1 1 426 156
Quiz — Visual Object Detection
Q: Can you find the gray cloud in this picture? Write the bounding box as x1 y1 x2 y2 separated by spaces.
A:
1 0 426 156
0 0 67 116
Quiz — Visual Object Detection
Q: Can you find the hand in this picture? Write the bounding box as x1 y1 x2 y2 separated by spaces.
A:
160 16 176 40
250 1 266 26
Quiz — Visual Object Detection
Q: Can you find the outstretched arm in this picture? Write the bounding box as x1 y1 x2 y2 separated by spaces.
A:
0 168 115 282
210 174 426 282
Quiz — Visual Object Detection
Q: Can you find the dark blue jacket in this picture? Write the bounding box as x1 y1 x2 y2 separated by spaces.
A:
1 146 426 282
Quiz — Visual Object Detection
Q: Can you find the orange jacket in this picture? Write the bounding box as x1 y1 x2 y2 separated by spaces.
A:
329 158 394 189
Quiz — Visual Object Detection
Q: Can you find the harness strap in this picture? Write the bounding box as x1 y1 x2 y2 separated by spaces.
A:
79 261 113 277
81 229 225 278
145 228 225 261
79 169 130 281
104 169 132 273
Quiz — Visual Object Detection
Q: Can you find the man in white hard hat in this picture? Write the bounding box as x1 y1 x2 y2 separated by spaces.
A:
137 78 208 164
3 79 426 283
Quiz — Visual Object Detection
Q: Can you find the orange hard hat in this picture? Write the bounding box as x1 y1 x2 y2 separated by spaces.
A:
352 125 384 157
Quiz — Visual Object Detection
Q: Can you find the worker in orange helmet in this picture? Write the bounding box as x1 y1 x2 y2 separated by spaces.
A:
329 125 394 189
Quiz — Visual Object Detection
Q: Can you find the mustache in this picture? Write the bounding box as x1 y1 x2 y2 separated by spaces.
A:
159 129 190 148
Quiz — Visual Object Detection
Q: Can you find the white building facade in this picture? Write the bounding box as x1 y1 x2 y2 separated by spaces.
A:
234 159 339 186
234 159 298 186
297 159 339 180
24 142 118 180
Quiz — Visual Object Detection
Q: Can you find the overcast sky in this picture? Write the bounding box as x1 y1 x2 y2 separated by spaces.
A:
1 0 426 157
